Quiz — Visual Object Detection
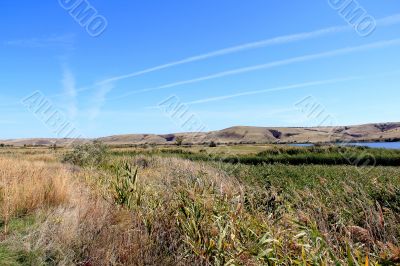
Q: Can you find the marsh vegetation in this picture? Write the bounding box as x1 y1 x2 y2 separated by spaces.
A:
0 144 399 265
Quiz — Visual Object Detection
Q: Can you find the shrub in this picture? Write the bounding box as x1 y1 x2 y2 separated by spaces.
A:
62 141 109 167
175 136 184 146
209 141 217 147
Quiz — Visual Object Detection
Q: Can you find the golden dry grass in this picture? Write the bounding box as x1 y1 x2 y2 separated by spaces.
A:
2 155 245 265
0 157 71 234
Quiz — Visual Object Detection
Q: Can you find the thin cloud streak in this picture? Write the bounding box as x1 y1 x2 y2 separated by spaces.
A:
111 38 400 100
185 77 360 105
61 66 78 120
97 13 400 85
144 69 400 109
144 77 357 109
87 83 115 120
98 28 344 85
3 34 75 49
378 13 400 26
49 13 400 99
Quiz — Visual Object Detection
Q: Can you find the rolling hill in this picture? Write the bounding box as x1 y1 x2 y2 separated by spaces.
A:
2 122 399 147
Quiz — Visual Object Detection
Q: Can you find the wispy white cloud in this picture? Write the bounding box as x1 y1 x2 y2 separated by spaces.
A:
145 69 400 108
87 83 115 120
377 13 400 26
96 13 400 86
3 34 75 49
97 28 344 86
185 77 360 105
113 38 400 100
48 13 400 100
185 69 400 105
143 77 355 109
61 66 78 120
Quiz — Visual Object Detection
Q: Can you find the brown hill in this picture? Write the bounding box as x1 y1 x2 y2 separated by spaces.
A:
2 122 400 147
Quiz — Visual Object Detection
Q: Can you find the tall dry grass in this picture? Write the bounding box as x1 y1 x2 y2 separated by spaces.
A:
23 155 244 265
0 155 123 264
0 157 71 234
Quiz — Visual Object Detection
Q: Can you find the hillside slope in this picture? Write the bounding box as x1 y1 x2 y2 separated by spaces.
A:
2 122 400 146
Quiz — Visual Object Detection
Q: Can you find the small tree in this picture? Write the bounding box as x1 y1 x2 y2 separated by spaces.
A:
209 141 217 147
175 136 184 146
0 143 4 148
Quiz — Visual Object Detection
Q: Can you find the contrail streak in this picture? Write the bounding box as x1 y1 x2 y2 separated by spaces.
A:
143 77 358 109
98 13 400 85
143 69 400 108
109 38 400 100
49 13 400 98
184 77 360 105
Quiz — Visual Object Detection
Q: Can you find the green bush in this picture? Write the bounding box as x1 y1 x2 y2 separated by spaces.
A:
209 141 217 147
62 141 109 167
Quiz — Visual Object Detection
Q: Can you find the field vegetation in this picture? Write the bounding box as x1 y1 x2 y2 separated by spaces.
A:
0 143 399 265
111 145 400 167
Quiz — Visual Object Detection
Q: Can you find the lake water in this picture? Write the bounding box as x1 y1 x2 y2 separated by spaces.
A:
288 142 400 149
289 143 314 147
342 142 400 149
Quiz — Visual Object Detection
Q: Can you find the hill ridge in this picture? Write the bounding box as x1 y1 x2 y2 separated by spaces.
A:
1 122 400 147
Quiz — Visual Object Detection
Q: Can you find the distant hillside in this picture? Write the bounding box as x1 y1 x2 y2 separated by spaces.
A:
0 138 88 147
97 122 400 146
2 122 399 147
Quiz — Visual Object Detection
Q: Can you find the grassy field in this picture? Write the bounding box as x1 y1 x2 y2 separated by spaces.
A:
111 144 400 167
0 144 399 265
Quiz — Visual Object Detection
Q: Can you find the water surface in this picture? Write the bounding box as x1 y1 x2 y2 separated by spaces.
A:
288 143 314 147
343 142 400 149
287 142 400 149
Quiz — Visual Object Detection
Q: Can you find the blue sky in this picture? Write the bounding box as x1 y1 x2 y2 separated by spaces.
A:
1 0 400 139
